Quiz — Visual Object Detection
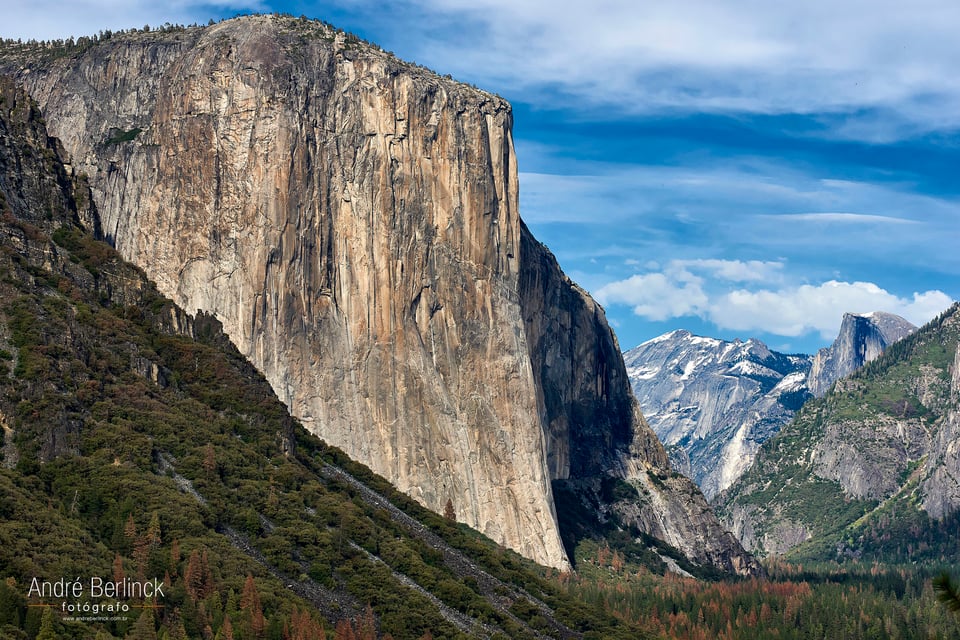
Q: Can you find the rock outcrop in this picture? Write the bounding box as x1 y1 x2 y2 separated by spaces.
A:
520 232 759 575
1 16 756 573
624 331 811 499
807 312 916 397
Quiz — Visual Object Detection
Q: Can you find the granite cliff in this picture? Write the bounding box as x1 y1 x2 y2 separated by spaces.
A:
0 15 756 574
625 312 915 501
0 77 645 638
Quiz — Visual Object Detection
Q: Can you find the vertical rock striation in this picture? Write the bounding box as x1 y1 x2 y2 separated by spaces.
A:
2 15 754 572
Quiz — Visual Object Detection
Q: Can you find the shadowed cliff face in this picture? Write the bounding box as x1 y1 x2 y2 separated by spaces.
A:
2 15 755 573
519 226 760 576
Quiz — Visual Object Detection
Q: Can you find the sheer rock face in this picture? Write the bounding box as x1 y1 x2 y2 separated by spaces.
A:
807 312 916 397
717 305 960 558
518 227 668 482
624 313 914 501
3 15 751 572
921 343 960 518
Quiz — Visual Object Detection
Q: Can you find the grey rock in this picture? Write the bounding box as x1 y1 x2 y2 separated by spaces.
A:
807 312 916 397
624 330 811 499
717 304 960 558
625 312 916 501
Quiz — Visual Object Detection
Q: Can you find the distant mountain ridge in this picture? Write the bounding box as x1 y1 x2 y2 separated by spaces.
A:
625 312 917 499
624 331 811 499
716 303 960 561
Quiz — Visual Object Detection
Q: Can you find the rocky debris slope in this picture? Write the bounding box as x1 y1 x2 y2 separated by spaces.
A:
1 15 756 574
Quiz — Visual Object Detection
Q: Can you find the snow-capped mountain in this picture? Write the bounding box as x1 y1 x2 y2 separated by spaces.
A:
626 312 918 501
624 331 811 500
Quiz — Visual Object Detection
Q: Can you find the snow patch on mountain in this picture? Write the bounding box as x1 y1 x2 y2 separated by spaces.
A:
626 312 916 500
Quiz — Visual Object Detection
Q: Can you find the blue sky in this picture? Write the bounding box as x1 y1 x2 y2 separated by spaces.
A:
4 1 959 354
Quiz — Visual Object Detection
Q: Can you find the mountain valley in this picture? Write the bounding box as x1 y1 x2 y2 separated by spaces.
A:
0 14 760 579
716 304 960 559
625 312 917 500
1 12 960 640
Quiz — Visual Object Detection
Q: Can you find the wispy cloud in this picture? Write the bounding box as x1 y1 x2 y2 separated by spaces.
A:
313 0 960 142
520 158 960 272
0 0 264 39
672 259 785 284
4 0 957 351
774 213 919 224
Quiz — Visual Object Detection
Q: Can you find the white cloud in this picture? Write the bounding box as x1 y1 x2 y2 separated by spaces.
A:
390 0 960 138
8 1 960 139
0 0 264 40
674 259 784 284
710 281 953 338
595 271 707 322
597 267 954 339
774 213 919 225
595 259 783 320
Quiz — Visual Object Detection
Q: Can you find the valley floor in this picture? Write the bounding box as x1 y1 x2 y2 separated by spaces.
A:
562 545 960 640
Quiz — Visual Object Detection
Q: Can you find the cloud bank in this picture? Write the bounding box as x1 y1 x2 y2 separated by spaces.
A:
596 261 954 339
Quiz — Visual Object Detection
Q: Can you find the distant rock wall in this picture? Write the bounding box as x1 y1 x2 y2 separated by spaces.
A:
717 305 960 558
807 312 916 397
624 331 811 499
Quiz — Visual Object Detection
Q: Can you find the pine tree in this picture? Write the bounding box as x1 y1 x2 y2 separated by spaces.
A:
443 498 455 522
113 553 125 585
216 615 234 640
358 604 376 640
201 549 213 595
129 606 158 640
185 550 204 601
124 513 138 542
146 512 162 548
169 538 181 576
240 574 265 638
34 606 58 640
334 619 356 640
934 572 960 614
289 606 326 640
203 443 217 476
